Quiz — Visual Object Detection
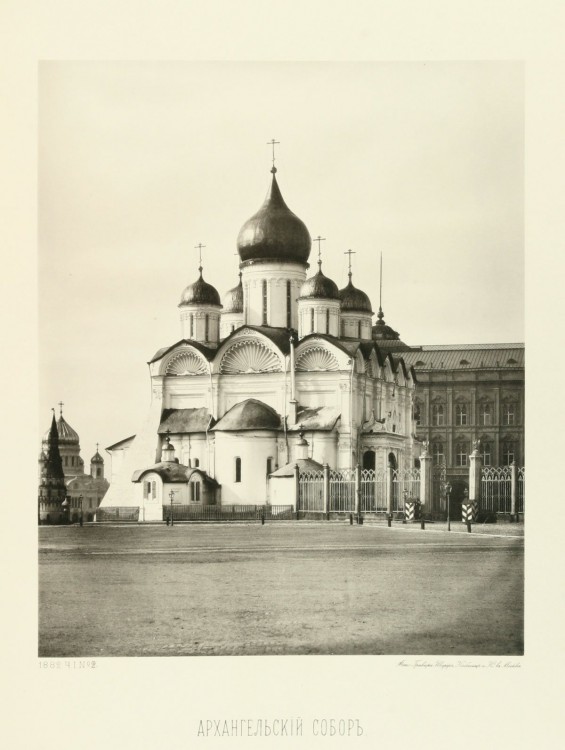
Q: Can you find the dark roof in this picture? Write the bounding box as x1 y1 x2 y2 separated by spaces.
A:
222 275 244 314
158 408 214 434
270 457 324 477
212 399 281 432
298 332 357 359
179 271 221 307
402 345 524 371
338 277 373 313
132 463 219 486
288 405 340 431
237 171 311 265
224 325 294 356
148 339 217 364
105 434 136 451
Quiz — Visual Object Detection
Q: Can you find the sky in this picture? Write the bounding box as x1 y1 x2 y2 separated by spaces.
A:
38 61 524 458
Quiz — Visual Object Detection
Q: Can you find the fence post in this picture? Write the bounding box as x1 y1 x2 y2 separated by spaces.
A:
420 449 433 518
510 461 517 520
293 464 300 520
323 463 330 518
466 442 482 523
386 464 394 516
355 464 361 523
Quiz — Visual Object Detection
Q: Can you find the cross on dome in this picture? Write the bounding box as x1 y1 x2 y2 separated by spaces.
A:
58 401 64 416
344 248 356 280
267 138 280 173
194 243 206 274
313 236 326 270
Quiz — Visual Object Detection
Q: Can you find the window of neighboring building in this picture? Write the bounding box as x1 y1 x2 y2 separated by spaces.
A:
235 457 242 483
455 443 468 467
481 403 492 426
414 403 423 426
432 404 445 426
326 309 330 334
432 442 444 465
286 281 291 328
455 403 468 426
262 280 268 325
481 442 492 466
503 403 516 425
502 442 515 465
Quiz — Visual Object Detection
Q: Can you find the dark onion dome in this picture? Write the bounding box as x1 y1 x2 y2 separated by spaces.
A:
237 168 311 264
338 275 373 313
372 307 400 340
222 272 244 313
298 267 340 300
90 449 104 464
179 269 221 307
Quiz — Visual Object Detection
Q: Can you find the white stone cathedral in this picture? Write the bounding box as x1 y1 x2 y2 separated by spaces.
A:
101 163 419 520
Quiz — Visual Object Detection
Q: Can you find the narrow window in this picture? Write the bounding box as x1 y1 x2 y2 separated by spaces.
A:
432 442 444 465
481 442 491 466
504 404 516 425
358 320 362 339
191 481 201 502
205 314 209 341
456 404 468 426
310 308 315 333
502 442 515 465
341 320 345 337
456 443 468 467
151 481 156 499
235 457 242 483
286 281 291 328
266 457 273 476
189 314 194 338
262 280 268 325
481 404 491 426
432 404 445 426
193 458 199 467
326 309 330 334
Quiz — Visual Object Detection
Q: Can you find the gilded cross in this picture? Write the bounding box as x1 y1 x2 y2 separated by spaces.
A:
267 138 280 169
344 248 356 279
194 243 206 272
313 236 326 269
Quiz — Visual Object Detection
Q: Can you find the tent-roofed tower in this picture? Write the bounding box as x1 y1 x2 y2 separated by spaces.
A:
237 163 311 330
38 411 68 524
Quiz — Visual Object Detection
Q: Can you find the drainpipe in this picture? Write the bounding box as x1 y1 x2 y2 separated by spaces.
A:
289 333 298 425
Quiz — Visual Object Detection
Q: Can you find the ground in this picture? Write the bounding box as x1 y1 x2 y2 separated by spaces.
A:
38 521 524 657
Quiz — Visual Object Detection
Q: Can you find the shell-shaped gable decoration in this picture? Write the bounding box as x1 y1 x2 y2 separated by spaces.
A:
296 346 339 372
220 340 282 374
165 351 207 376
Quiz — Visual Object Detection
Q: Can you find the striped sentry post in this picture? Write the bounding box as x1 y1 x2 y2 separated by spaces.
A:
461 501 478 523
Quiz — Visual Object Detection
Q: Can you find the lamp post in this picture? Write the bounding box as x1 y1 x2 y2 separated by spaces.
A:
445 482 452 532
169 489 175 526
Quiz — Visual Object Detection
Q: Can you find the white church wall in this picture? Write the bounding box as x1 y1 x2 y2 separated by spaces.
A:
269 475 296 508
242 261 305 328
213 431 277 506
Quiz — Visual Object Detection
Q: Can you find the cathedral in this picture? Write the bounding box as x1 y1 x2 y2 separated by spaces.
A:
38 405 109 523
100 162 419 521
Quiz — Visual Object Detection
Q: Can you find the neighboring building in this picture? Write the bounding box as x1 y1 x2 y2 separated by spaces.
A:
38 406 109 522
401 343 525 508
38 411 67 524
101 164 419 521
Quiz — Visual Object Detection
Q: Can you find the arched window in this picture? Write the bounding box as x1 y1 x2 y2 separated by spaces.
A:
503 403 516 425
96 468 101 478
502 442 515 465
432 442 444 465
326 309 330 334
189 314 194 338
341 320 346 338
262 280 268 325
205 314 209 341
455 443 468 467
481 442 492 466
432 404 445 426
286 281 291 328
358 320 362 339
235 457 242 483
455 403 468 426
193 458 199 467
481 403 492 426
190 481 201 502
310 308 315 333
266 457 273 476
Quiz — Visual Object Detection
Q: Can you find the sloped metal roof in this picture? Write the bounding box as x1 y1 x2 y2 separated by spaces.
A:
402 344 524 370
212 399 282 432
288 405 340 432
270 457 324 477
158 408 213 434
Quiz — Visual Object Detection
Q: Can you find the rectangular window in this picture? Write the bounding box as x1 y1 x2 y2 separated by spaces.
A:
151 481 156 499
481 404 491 425
262 280 268 325
235 457 242 483
432 443 444 465
358 321 362 339
286 281 291 328
310 308 315 333
456 444 468 467
502 443 515 465
205 314 209 341
504 404 516 425
189 314 194 338
481 443 491 466
432 404 445 426
326 309 330 334
456 404 468 426
191 482 201 502
266 457 273 476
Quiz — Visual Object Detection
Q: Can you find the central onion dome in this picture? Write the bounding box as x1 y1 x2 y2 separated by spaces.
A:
299 266 339 300
237 168 311 264
339 275 373 313
179 269 221 307
222 272 244 313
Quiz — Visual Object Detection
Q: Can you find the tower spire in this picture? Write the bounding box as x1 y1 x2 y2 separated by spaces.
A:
58 401 64 417
344 248 356 281
378 252 384 321
313 236 326 270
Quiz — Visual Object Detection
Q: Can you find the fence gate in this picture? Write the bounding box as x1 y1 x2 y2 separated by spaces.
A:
360 469 387 512
481 466 512 514
298 470 324 513
329 469 355 513
392 468 421 512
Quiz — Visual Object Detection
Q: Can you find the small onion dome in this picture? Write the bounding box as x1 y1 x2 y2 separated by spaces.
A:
38 450 47 462
222 273 244 313
90 450 104 464
372 307 400 340
339 277 373 313
298 268 339 301
237 169 311 264
179 269 221 307
43 415 79 445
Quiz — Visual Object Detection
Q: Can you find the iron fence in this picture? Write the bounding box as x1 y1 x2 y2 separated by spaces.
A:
517 467 525 514
392 468 421 512
329 469 355 512
298 471 324 512
481 466 512 513
96 507 140 522
163 504 294 521
360 469 387 512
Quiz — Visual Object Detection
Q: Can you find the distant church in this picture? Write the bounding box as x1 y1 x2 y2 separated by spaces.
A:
38 405 109 523
101 160 419 521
